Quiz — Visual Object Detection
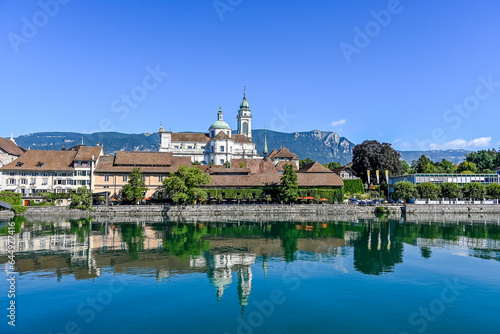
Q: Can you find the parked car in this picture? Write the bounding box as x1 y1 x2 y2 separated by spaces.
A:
350 198 358 205
358 200 367 206
367 200 376 206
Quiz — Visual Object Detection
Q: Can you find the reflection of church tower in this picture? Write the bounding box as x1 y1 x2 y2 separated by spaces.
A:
205 253 234 301
237 265 253 314
237 87 252 139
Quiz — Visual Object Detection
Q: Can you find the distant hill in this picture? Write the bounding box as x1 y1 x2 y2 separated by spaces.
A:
12 131 469 165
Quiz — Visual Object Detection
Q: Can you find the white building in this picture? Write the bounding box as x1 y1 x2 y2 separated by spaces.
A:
159 92 259 165
0 135 24 191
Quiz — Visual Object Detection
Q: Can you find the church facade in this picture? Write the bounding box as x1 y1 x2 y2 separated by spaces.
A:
159 92 259 165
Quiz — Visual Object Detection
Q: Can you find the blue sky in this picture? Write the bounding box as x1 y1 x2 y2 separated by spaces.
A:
1 0 500 151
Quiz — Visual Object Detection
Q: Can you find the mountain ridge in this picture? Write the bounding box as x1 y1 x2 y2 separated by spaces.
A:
10 131 470 164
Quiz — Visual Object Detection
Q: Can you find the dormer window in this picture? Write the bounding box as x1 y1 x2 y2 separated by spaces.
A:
16 161 24 167
36 161 44 167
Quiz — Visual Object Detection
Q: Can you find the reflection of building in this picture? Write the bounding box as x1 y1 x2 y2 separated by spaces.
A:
191 252 256 310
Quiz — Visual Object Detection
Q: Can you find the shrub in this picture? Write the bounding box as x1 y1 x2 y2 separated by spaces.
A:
0 191 22 206
343 179 364 194
11 205 27 214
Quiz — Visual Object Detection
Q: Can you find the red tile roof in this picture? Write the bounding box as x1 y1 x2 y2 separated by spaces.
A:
95 155 191 173
114 152 173 166
232 159 279 174
0 137 24 156
232 134 252 143
271 147 299 159
73 146 103 161
212 131 232 140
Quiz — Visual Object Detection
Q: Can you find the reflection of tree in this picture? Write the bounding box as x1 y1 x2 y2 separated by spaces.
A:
272 223 299 262
353 223 403 275
420 247 432 258
120 224 145 260
69 219 93 243
163 224 210 259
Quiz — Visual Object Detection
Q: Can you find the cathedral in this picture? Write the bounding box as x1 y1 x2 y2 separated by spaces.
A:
158 91 259 165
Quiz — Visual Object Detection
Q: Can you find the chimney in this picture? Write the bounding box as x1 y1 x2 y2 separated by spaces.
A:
62 146 66 151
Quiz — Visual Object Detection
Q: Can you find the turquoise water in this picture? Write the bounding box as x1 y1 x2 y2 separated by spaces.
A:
1 218 500 333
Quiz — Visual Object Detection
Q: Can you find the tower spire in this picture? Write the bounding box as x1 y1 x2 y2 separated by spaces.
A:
244 86 246 97
263 126 269 161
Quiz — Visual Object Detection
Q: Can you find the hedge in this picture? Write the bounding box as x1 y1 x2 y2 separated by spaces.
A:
0 192 22 206
297 188 344 204
343 179 364 194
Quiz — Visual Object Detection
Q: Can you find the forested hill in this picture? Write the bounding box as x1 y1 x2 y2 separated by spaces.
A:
11 131 469 164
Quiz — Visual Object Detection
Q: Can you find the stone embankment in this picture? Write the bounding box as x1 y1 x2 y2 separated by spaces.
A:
0 211 14 219
21 204 402 223
403 204 500 214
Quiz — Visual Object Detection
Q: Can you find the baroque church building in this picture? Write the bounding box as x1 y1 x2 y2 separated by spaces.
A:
159 91 259 165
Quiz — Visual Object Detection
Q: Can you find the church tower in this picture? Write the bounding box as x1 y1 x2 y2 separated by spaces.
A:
237 87 252 139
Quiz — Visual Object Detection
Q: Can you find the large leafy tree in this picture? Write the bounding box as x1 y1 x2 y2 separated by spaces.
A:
466 150 495 172
279 164 298 203
435 159 457 174
457 161 478 174
122 167 148 204
163 165 211 204
70 186 92 208
401 160 411 175
392 181 418 202
462 182 486 199
352 140 403 184
486 183 500 199
416 183 441 200
440 183 462 199
411 155 435 173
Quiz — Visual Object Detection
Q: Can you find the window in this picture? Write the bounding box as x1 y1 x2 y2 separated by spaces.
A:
242 122 248 133
7 179 16 185
42 178 48 185
104 186 110 189
104 175 110 182
123 175 128 182
158 175 164 182
76 170 87 176
9 172 16 176
30 179 36 186
220 146 224 152
67 180 73 185
188 146 193 149
21 173 27 176
220 159 224 164
20 178 28 185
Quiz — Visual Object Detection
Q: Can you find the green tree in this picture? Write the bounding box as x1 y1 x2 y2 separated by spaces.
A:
440 183 462 199
70 186 92 208
323 161 342 171
486 183 500 199
352 140 403 184
401 160 411 175
416 183 441 200
466 150 494 172
457 161 478 174
223 161 231 168
122 167 148 204
192 161 201 165
435 159 457 174
411 155 435 173
163 165 211 204
462 182 486 199
392 181 418 202
299 158 314 169
279 164 298 203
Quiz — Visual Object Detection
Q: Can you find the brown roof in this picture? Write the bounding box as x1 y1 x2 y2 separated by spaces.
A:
212 131 232 140
171 133 210 142
205 172 343 188
332 166 356 175
275 161 298 172
0 137 24 156
232 159 279 174
73 146 103 161
114 152 173 166
0 150 76 171
273 147 299 159
298 162 332 173
95 155 191 173
209 168 251 175
267 149 279 160
232 134 252 143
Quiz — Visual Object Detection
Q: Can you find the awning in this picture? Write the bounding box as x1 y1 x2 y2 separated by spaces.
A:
4 186 17 190
37 185 50 190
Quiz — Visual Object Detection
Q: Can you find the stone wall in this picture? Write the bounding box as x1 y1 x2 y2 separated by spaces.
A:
403 204 500 214
22 204 402 223
0 210 14 220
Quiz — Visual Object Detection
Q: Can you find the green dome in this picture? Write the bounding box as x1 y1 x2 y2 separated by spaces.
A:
209 120 231 130
240 96 250 109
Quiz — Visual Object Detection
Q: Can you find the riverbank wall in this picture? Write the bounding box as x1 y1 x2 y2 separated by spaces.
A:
21 204 402 223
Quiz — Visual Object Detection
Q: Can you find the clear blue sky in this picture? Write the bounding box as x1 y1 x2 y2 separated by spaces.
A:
1 0 500 151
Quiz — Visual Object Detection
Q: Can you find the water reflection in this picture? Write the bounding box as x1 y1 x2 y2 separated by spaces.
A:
1 218 500 286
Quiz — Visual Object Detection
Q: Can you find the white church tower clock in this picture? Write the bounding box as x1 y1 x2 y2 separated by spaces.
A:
237 87 252 139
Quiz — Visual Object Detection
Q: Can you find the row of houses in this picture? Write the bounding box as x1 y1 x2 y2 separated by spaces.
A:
0 138 347 201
